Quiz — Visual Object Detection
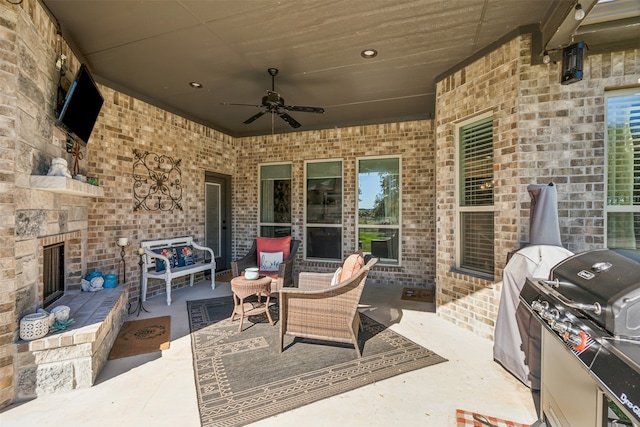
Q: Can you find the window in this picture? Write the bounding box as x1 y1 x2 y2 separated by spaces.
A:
606 89 640 249
259 163 291 237
357 156 401 265
456 115 494 276
305 160 343 260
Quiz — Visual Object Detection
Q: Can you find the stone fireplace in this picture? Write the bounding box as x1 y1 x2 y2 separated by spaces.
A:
13 176 128 400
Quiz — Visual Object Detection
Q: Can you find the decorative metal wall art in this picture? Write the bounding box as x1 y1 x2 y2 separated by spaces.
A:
132 149 183 211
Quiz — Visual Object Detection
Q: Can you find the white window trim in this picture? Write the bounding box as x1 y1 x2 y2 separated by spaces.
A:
454 112 494 276
303 158 344 261
258 161 292 237
356 154 402 267
604 87 640 248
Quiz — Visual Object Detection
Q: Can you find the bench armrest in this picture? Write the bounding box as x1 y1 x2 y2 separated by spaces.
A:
191 241 215 262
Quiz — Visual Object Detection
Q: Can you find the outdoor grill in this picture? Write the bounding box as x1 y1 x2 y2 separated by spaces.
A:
519 249 640 427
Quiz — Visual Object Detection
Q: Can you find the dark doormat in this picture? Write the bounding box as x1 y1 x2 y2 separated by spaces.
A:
188 296 447 427
401 287 434 303
108 315 171 360
215 270 233 283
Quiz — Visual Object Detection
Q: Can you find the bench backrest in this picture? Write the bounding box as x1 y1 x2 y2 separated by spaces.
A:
141 236 194 251
141 236 197 271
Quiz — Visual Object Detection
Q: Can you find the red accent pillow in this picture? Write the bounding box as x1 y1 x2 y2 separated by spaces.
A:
256 236 291 262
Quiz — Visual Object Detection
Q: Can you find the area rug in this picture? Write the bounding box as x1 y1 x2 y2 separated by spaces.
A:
108 315 171 360
188 296 447 427
401 287 434 303
456 409 531 427
214 270 233 282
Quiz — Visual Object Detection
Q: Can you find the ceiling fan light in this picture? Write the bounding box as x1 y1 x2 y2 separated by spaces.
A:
361 49 378 59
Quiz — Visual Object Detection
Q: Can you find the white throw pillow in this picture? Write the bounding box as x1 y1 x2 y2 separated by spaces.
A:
330 267 342 286
260 251 283 272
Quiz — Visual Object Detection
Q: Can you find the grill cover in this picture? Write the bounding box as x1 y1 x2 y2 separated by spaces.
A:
550 249 640 339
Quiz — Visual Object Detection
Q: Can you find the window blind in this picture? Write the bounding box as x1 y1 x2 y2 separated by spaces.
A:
606 91 640 249
458 116 494 276
460 116 494 206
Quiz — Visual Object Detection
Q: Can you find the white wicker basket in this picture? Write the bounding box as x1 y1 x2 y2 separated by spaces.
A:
19 313 50 341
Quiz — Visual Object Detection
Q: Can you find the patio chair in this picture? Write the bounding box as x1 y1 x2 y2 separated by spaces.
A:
231 236 300 294
278 254 378 358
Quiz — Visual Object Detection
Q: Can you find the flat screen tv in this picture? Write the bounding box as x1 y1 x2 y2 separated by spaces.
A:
56 64 104 145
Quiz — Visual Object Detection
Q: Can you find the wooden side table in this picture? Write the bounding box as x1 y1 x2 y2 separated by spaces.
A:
230 275 274 332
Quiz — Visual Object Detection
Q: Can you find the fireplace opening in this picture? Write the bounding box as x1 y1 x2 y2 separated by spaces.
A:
43 242 64 308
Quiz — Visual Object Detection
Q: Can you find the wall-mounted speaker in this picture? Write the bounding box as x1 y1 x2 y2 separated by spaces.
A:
561 41 586 85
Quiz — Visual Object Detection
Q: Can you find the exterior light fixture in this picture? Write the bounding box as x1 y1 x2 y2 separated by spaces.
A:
361 49 378 59
574 3 585 20
542 51 551 64
189 82 203 88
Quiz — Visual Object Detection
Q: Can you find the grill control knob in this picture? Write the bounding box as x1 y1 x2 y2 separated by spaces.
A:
531 300 548 313
551 320 570 334
541 308 559 323
571 331 589 352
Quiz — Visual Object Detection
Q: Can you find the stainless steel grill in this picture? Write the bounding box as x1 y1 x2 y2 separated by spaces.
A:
520 249 640 427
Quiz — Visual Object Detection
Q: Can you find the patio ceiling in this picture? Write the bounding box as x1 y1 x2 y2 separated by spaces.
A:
42 0 639 137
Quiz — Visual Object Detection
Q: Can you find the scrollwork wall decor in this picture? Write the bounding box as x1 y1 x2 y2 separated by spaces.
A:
132 148 183 211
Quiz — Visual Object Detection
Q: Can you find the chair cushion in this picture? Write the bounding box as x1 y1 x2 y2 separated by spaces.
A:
153 247 178 272
259 251 283 271
257 236 291 262
338 252 365 282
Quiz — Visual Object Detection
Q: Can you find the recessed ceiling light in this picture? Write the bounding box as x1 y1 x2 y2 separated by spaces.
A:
361 49 378 59
189 82 203 88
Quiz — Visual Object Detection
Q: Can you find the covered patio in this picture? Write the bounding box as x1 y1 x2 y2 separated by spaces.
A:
1 278 537 426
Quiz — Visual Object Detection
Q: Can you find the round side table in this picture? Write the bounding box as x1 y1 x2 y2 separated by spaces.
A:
230 275 274 332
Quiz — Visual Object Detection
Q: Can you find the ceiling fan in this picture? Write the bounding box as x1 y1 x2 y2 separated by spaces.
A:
222 68 325 128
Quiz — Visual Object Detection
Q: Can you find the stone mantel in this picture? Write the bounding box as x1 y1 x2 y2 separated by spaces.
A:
30 176 104 197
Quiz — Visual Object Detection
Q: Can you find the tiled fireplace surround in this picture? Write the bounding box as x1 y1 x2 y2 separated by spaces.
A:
14 178 128 399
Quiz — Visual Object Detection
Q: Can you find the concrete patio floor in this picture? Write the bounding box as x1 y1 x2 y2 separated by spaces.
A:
1 279 539 426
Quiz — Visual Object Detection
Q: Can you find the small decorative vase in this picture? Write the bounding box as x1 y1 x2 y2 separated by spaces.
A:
19 313 50 341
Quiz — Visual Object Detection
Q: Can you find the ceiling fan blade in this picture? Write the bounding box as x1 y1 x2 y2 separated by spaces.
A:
277 111 301 128
243 110 267 124
221 102 262 108
284 105 325 114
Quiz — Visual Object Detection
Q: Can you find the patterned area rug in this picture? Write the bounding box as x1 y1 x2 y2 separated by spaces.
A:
188 296 447 427
456 409 531 427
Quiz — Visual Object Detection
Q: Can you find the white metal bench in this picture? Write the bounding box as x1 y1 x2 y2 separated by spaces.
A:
140 236 215 305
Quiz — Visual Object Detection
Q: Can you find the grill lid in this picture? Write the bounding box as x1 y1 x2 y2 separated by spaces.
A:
549 249 640 339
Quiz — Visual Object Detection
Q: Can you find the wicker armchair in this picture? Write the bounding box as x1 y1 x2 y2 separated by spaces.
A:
278 257 378 358
231 238 300 293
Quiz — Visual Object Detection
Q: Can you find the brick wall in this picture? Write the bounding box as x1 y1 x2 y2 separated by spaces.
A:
236 122 437 288
435 34 640 339
435 38 522 339
87 87 235 300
